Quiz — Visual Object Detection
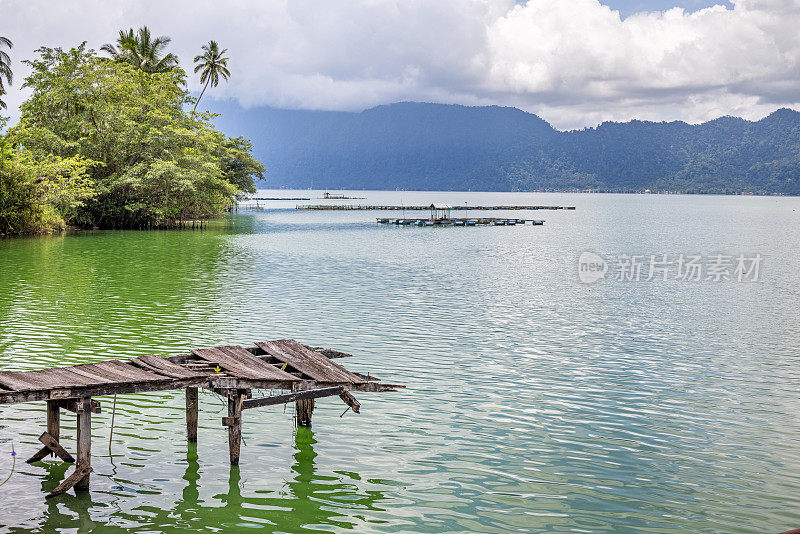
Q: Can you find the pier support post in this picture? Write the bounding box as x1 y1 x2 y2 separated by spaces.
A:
27 401 63 464
226 390 244 465
47 400 60 445
294 381 316 427
75 397 92 491
186 387 198 443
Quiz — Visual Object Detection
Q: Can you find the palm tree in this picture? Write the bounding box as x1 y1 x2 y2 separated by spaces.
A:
0 36 12 110
102 26 179 74
192 40 230 112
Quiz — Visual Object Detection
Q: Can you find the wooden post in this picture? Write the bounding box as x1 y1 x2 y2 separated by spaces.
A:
47 400 60 446
294 381 316 427
75 397 92 491
186 387 198 443
227 390 243 465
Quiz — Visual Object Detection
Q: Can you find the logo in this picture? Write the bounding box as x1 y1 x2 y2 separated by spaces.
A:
578 251 607 283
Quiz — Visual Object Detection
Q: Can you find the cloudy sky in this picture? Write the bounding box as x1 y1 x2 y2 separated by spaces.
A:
1 0 798 129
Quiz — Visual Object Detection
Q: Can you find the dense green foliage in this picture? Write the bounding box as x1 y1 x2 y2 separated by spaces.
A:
0 119 96 235
0 36 12 110
1 42 262 235
209 101 800 195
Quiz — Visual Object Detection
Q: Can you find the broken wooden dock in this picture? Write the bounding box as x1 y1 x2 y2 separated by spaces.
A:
0 339 402 498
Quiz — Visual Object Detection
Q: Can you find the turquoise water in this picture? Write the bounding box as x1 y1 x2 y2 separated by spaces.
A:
1 191 799 533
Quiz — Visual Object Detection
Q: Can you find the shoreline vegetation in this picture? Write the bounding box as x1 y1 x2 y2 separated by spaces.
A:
0 28 263 237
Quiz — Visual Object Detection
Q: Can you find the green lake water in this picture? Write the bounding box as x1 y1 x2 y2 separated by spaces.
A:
1 190 799 533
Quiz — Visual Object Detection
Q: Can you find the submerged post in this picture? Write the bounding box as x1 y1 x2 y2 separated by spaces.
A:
226 390 243 465
294 381 316 427
186 387 198 443
75 397 92 491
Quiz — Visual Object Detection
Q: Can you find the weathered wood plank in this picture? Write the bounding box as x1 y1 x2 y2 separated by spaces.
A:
95 361 167 382
0 376 207 405
28 368 98 388
192 346 298 381
27 445 53 464
217 345 302 381
62 365 117 384
256 340 363 383
0 372 47 391
46 465 92 498
35 431 75 463
242 386 345 409
134 355 205 379
344 382 404 393
277 340 364 382
27 407 64 464
306 347 354 359
338 390 361 414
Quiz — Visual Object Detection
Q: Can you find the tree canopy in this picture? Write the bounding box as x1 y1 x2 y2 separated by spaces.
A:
101 27 180 74
0 36 12 110
1 42 263 235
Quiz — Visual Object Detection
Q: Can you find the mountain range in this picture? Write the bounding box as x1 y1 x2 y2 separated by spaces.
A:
206 101 800 194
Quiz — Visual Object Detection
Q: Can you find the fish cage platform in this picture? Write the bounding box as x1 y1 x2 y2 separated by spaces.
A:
377 217 545 226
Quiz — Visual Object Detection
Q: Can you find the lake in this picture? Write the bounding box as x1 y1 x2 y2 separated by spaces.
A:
1 190 799 533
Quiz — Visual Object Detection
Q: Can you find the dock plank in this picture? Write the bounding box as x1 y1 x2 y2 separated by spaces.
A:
30 369 97 388
133 355 206 379
0 372 47 392
256 340 364 383
192 346 298 381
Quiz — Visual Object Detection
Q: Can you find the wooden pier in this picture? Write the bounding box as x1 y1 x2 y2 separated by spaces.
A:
0 339 402 498
299 204 575 210
249 197 311 200
378 217 544 226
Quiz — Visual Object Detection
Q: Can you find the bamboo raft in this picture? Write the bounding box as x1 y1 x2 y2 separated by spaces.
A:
0 339 402 498
299 204 575 210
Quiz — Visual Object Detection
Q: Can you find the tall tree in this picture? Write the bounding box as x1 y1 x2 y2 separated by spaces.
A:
101 26 179 74
192 40 230 112
13 44 262 230
0 36 12 110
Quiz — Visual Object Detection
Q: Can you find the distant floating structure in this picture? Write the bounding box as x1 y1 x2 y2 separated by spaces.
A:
299 204 574 211
322 192 366 199
379 218 544 226
249 197 311 200
377 204 544 226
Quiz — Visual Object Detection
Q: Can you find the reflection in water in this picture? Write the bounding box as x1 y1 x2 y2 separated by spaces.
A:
96 429 388 533
248 428 387 532
34 462 98 533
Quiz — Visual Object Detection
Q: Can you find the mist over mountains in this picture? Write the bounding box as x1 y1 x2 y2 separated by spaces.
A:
207 101 800 195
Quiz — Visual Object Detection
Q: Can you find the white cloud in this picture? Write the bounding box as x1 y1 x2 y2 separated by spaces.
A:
1 0 799 128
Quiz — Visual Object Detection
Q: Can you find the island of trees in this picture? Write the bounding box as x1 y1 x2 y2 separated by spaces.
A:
0 27 263 236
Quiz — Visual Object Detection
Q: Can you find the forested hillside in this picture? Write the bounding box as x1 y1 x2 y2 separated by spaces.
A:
208 101 800 194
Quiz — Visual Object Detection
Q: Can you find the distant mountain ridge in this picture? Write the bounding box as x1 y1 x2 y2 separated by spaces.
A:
207 101 800 194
